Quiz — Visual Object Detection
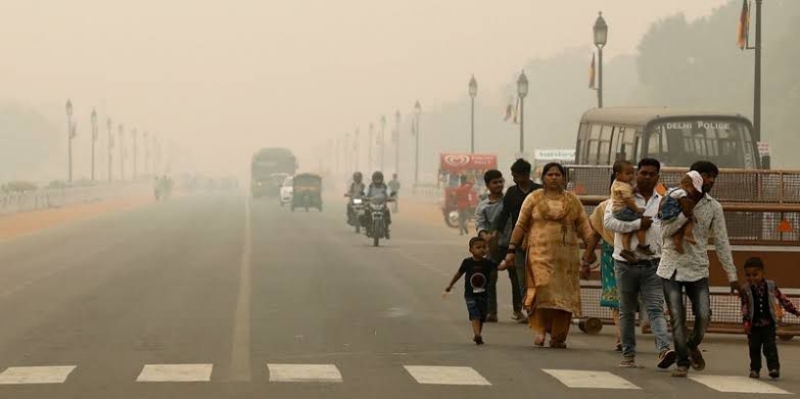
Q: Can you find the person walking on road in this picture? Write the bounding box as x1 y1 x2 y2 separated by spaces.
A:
388 173 400 213
504 162 593 348
475 169 525 323
444 237 509 345
740 257 800 380
603 158 675 369
453 175 473 236
493 158 542 323
582 198 622 351
658 160 741 378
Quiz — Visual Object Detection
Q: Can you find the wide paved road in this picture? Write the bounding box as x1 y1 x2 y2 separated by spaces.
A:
0 192 798 398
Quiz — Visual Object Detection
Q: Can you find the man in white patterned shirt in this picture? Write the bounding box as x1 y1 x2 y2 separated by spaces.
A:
658 160 742 378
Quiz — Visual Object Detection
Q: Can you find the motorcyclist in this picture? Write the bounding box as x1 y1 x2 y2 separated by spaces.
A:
364 171 394 237
346 172 366 223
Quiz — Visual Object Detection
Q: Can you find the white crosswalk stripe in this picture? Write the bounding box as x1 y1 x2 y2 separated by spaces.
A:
267 364 343 383
542 369 640 390
0 362 793 394
689 375 792 395
404 366 491 386
0 366 76 385
136 364 213 382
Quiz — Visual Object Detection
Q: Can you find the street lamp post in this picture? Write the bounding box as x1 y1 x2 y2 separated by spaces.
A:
107 118 113 182
66 99 73 183
345 133 351 176
118 124 125 180
143 131 149 176
380 115 386 171
368 123 374 172
91 108 98 181
593 12 608 108
394 110 401 177
132 128 138 180
354 127 360 172
516 71 528 154
468 75 477 153
153 136 159 175
413 101 422 184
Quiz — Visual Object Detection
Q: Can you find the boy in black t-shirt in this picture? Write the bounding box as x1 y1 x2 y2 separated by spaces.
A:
445 237 508 345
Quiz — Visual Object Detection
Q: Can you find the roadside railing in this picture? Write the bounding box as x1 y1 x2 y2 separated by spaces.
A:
580 196 800 246
578 283 800 340
0 183 149 216
568 165 800 204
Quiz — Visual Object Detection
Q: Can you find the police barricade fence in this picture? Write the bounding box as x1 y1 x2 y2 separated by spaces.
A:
576 196 800 339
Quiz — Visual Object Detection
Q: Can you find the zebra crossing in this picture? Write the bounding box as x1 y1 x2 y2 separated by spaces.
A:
0 363 792 394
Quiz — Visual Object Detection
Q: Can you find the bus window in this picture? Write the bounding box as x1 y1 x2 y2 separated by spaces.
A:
652 120 754 168
610 126 622 160
621 128 636 161
598 125 613 164
576 123 589 163
586 124 602 164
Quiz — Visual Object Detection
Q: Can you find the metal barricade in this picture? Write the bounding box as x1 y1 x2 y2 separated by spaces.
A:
578 284 800 339
567 165 800 204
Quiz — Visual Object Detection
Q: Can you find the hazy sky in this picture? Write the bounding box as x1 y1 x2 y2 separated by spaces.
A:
0 0 730 174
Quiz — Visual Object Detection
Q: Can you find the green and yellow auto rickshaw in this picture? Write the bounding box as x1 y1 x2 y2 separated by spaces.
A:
291 173 322 211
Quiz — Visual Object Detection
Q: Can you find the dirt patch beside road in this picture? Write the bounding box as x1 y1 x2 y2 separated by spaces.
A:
0 196 153 240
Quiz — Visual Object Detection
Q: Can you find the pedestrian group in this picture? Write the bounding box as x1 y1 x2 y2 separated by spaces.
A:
444 157 800 379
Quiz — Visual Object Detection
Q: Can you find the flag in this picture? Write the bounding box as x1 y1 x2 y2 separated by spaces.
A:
737 0 749 50
70 123 77 139
411 122 417 136
503 97 514 121
589 53 596 89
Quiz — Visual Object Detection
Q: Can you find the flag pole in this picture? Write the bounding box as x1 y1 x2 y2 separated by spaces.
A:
753 0 762 143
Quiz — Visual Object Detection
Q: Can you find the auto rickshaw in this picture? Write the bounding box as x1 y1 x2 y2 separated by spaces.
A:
291 173 322 212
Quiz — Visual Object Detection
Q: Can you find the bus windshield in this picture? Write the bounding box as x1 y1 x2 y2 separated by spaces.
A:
645 119 757 169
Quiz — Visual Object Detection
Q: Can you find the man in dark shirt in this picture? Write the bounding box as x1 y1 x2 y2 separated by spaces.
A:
491 159 541 318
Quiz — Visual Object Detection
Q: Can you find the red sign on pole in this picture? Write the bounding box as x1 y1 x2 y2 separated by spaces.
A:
439 153 498 173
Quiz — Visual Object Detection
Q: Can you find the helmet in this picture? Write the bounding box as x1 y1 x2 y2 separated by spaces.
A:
353 171 363 182
372 171 384 183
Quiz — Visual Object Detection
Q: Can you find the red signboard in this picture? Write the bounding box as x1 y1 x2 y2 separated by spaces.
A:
439 153 498 173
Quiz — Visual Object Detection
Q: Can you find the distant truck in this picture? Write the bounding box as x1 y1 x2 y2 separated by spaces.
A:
251 148 298 198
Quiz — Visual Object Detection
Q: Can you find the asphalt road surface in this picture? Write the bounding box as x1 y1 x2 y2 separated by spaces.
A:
0 192 798 399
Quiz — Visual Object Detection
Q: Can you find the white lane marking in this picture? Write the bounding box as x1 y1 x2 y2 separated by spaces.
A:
542 369 640 390
225 197 253 381
267 364 343 383
0 366 76 384
136 364 213 382
689 375 791 394
404 365 491 386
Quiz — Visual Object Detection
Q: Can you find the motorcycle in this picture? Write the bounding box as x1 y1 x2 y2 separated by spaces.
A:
347 196 365 233
365 196 393 247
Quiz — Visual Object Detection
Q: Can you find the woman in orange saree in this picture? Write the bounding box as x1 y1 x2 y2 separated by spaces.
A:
504 162 593 348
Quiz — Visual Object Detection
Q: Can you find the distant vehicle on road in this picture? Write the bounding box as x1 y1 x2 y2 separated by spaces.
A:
291 173 322 212
437 153 497 229
279 176 293 206
251 148 298 198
